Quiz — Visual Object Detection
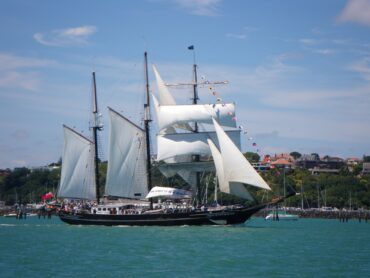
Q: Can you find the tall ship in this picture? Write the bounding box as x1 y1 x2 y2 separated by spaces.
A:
58 52 292 226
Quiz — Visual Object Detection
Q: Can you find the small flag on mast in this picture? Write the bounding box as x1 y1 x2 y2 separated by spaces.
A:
188 45 194 50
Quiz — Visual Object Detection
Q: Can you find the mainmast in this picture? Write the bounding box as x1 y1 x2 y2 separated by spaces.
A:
144 52 153 209
92 72 102 204
189 46 202 207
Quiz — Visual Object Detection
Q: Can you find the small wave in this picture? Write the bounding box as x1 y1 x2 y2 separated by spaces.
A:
0 224 16 227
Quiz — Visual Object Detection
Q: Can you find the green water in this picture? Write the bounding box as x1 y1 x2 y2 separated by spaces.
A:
0 216 369 277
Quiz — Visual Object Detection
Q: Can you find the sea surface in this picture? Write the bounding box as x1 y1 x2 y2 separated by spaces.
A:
0 216 369 277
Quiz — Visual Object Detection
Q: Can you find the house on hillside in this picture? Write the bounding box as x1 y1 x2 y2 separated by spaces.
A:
320 156 345 169
346 157 360 166
362 163 370 175
346 157 361 172
295 154 320 169
0 169 11 177
270 158 293 169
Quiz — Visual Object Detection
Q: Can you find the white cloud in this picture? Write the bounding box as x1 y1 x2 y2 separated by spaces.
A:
0 71 41 91
299 38 317 45
11 129 29 140
337 0 370 26
0 53 57 91
60 26 96 37
313 49 336 55
348 57 370 80
226 33 246 40
34 25 97 47
258 87 366 110
0 53 56 70
226 26 257 40
174 0 221 16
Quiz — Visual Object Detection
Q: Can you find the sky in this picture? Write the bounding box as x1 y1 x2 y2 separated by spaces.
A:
0 0 370 169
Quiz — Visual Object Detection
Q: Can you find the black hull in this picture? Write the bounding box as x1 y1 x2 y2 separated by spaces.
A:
59 204 267 226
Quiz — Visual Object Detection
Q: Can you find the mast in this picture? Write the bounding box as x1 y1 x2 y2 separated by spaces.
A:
92 72 101 204
144 52 153 209
190 46 202 207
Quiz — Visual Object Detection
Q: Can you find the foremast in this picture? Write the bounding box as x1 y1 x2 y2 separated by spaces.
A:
144 52 153 209
91 72 102 204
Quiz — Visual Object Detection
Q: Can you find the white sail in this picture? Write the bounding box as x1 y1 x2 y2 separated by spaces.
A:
105 108 148 198
212 118 271 191
146 186 192 199
153 65 176 105
58 125 96 200
158 161 214 176
207 139 254 200
154 100 237 132
157 131 240 161
152 93 193 132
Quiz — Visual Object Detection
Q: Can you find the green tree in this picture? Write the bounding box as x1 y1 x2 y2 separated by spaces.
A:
244 152 260 163
290 151 302 160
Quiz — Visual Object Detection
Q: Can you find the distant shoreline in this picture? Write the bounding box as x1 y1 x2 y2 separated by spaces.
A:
257 208 370 220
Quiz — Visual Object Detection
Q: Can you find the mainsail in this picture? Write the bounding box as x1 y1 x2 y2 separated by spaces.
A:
58 125 96 200
105 108 148 198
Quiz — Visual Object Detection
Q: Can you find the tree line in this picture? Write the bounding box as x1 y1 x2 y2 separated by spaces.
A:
1 154 369 209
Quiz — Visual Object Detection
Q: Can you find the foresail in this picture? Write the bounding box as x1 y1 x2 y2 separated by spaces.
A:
212 118 271 191
157 131 240 161
105 108 148 199
58 125 96 200
207 139 254 200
